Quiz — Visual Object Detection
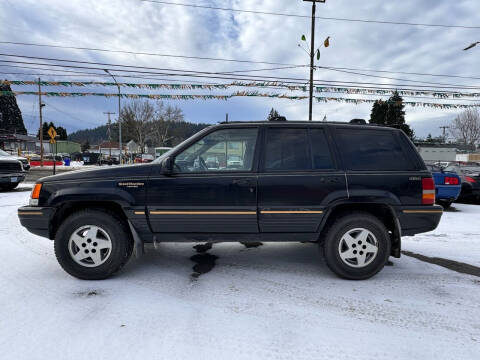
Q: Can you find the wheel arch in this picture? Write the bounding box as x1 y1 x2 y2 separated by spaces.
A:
319 202 401 258
49 201 129 240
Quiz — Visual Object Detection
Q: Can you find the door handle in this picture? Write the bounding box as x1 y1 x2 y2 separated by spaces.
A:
233 178 253 186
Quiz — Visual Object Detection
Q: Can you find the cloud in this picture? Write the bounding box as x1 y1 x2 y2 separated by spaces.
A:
0 0 478 138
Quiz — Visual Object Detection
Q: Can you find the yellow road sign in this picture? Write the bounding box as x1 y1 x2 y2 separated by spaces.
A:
50 139 56 144
47 126 57 140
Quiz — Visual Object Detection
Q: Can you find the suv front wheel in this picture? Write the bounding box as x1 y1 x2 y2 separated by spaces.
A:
54 209 133 280
322 212 391 280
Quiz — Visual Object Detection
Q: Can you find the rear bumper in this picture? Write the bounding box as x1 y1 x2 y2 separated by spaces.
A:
396 205 443 236
0 173 25 184
436 185 461 202
18 206 56 239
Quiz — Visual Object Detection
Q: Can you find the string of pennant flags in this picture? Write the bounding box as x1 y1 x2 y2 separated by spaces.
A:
0 90 478 109
3 80 480 99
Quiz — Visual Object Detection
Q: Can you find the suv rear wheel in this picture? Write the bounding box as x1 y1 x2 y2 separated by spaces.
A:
322 212 390 280
54 209 133 280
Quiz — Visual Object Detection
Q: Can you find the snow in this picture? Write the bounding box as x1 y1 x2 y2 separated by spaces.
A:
1 191 479 360
403 203 480 267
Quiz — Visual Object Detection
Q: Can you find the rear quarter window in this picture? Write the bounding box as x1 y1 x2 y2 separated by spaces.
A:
336 128 415 171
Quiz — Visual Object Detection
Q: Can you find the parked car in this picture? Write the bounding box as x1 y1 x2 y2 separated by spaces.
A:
426 164 461 209
227 155 244 169
18 119 442 280
135 154 154 163
0 149 30 170
444 164 480 202
0 157 25 191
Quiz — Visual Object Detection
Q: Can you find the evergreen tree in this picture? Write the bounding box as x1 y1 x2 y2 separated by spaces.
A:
267 108 281 120
369 91 414 139
81 140 90 152
56 126 68 140
369 100 387 125
0 81 27 134
37 122 68 140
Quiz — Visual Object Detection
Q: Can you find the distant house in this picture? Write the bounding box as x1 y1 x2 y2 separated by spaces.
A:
0 132 37 153
126 140 140 154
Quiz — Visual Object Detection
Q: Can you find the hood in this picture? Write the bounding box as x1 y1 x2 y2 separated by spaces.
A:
0 157 21 164
39 163 154 183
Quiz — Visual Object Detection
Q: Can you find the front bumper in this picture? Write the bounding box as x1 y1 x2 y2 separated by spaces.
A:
18 206 56 239
0 173 25 184
396 205 443 236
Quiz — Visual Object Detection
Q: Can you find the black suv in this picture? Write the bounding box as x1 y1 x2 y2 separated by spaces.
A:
18 120 442 280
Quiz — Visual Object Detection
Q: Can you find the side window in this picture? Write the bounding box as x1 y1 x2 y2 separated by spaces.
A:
309 128 334 169
336 129 413 171
264 128 310 171
174 128 258 173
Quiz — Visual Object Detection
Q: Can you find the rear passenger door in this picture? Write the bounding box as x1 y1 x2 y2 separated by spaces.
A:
258 126 348 233
334 127 424 205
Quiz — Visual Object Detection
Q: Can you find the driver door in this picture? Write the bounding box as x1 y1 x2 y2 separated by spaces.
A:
147 127 259 233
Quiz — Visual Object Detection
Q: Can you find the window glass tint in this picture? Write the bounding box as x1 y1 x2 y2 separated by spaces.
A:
264 128 310 171
337 129 412 171
174 128 258 173
309 129 334 169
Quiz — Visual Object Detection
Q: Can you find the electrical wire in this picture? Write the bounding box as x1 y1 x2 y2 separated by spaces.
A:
1 53 480 89
0 41 301 67
139 0 480 29
2 41 480 81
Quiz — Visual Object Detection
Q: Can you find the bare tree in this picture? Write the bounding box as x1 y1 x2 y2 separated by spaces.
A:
450 109 480 146
120 100 155 153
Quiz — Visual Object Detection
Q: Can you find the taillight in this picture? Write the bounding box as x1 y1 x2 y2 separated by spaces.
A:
422 177 435 205
465 176 476 183
444 177 459 185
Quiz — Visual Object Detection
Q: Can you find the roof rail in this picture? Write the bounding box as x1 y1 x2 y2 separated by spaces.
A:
269 116 287 122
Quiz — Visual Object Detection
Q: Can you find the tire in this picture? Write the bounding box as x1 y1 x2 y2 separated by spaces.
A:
322 212 391 280
0 182 19 191
437 201 452 209
54 209 133 280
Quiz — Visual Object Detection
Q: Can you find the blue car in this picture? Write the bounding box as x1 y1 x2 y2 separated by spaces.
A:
427 164 461 209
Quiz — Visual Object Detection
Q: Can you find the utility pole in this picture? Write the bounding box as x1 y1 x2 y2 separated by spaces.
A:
303 0 326 121
38 78 45 166
104 111 115 159
225 113 229 123
440 126 450 143
104 69 122 164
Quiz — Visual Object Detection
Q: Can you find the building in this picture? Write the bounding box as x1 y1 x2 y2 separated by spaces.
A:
456 153 480 162
0 131 37 154
43 140 81 155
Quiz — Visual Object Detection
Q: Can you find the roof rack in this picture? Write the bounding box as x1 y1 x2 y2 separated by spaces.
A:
269 116 287 122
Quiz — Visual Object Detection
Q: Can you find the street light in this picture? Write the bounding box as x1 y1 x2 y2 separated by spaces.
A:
104 69 123 165
463 41 480 51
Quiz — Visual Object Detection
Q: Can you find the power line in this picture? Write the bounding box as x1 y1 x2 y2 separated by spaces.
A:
2 53 480 90
0 41 301 66
139 0 480 29
320 66 480 81
0 52 308 80
319 66 477 87
2 40 480 82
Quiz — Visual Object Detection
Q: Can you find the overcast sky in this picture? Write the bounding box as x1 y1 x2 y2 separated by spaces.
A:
1 0 479 138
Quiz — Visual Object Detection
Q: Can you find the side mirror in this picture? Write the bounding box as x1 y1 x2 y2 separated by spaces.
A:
161 156 174 175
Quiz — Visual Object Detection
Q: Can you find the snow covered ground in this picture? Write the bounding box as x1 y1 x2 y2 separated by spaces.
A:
1 190 479 360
